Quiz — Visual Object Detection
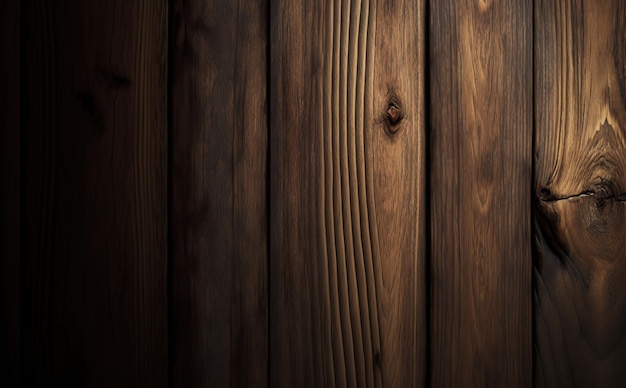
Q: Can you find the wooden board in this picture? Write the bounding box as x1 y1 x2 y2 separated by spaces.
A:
270 0 427 385
21 2 168 385
429 0 533 386
534 1 626 386
0 0 20 386
169 0 268 386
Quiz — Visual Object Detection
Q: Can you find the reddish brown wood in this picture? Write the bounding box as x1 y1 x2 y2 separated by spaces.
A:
430 0 533 386
270 0 427 385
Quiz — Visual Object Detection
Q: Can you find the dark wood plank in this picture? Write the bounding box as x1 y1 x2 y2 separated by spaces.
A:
21 2 168 386
169 0 268 386
0 0 20 386
429 0 532 386
270 0 426 385
534 1 626 386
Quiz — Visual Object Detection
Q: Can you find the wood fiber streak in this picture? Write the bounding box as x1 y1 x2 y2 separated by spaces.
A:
534 1 626 386
0 0 20 386
169 0 268 386
270 0 426 386
430 0 532 386
21 2 168 386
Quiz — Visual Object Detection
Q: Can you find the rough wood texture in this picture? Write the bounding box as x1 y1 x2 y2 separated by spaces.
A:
430 0 532 386
169 0 268 386
534 1 626 386
270 0 426 385
0 0 20 386
21 2 168 386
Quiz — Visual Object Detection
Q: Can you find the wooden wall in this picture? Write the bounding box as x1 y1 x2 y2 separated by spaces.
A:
1 0 625 387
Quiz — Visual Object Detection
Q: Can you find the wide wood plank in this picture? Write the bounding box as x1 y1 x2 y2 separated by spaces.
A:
270 0 427 385
0 0 20 386
169 0 268 386
21 2 168 385
534 1 626 386
429 0 532 386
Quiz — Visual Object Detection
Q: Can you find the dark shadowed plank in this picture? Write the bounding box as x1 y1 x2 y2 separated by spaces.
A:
534 1 626 386
21 2 168 386
0 0 20 386
270 0 426 385
430 0 532 386
169 0 268 386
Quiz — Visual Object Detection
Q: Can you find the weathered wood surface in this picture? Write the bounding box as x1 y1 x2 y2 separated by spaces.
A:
169 0 268 386
430 0 533 386
270 0 427 385
21 2 168 386
10 1 626 385
0 0 20 387
534 1 626 386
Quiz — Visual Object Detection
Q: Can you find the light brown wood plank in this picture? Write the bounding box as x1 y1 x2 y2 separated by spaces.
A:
0 0 20 386
534 1 626 386
21 2 168 385
429 0 533 386
270 0 426 385
169 0 268 386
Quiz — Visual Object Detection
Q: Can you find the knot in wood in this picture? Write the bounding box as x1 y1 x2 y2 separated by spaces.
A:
539 187 552 201
386 102 402 126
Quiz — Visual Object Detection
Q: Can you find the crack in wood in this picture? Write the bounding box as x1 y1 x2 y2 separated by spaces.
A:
540 190 626 202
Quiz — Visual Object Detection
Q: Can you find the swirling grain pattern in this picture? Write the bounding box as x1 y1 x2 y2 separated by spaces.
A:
534 1 626 386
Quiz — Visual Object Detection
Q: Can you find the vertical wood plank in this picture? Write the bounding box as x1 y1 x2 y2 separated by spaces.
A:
429 0 532 386
534 1 626 386
0 0 20 386
270 0 427 385
169 0 268 386
21 2 168 386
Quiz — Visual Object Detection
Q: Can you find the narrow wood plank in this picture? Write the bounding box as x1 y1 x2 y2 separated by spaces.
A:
21 2 168 385
0 0 20 386
169 0 268 386
430 0 532 386
534 1 626 386
270 0 426 385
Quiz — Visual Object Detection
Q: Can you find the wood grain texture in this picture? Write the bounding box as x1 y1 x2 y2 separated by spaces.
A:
169 0 268 386
429 0 532 386
0 0 20 386
270 0 426 385
21 2 168 386
534 1 626 386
